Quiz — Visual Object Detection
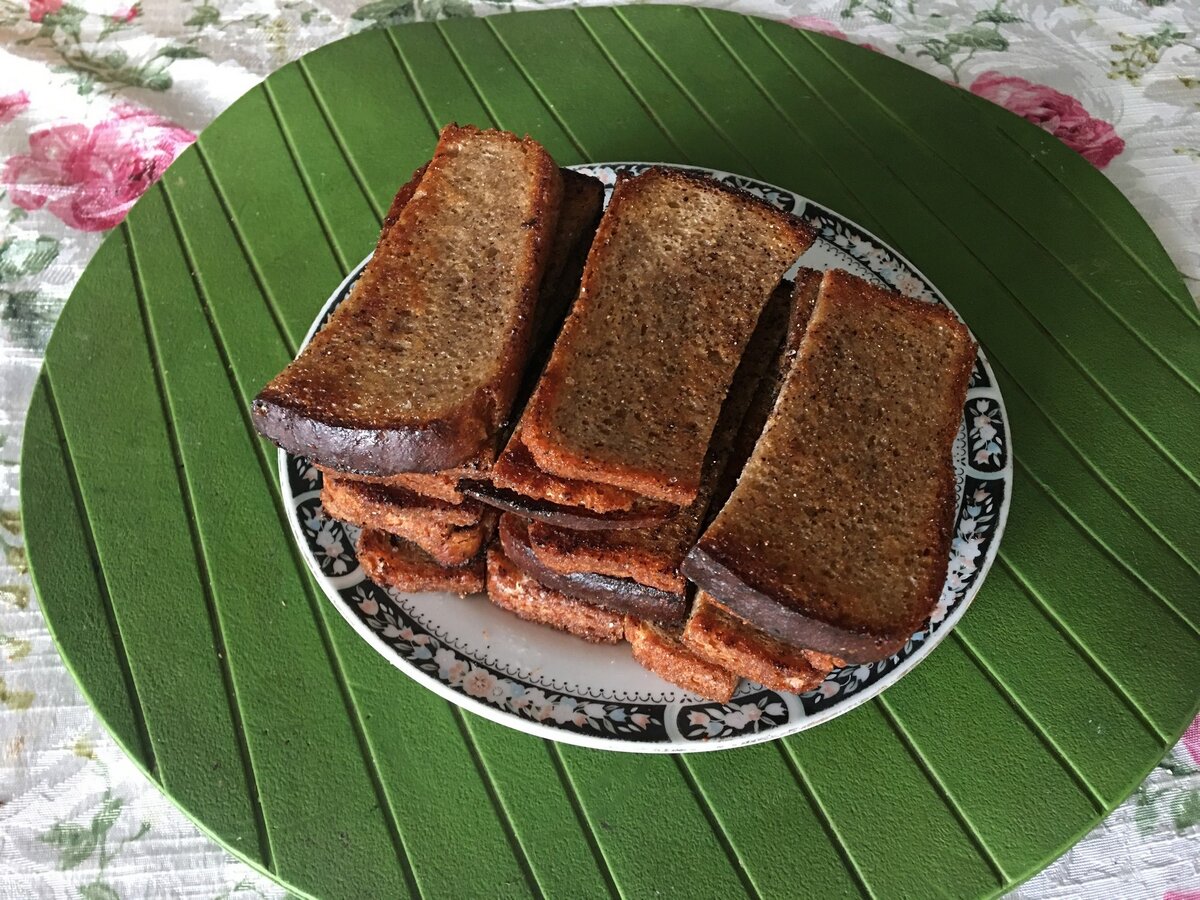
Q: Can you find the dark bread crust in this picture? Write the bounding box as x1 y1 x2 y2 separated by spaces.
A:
498 514 687 625
684 269 976 663
681 592 838 695
357 528 486 596
382 163 428 235
521 167 815 505
486 546 626 643
253 124 563 474
626 618 739 704
461 478 676 530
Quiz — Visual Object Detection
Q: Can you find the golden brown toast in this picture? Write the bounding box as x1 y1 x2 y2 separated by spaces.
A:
520 168 814 505
318 464 476 505
626 618 739 704
684 269 976 663
682 592 840 695
491 430 646 512
486 545 626 644
467 273 815 533
520 274 820 604
357 528 486 596
322 477 492 566
253 124 563 475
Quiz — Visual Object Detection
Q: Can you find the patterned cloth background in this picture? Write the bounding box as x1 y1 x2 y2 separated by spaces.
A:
0 0 1197 896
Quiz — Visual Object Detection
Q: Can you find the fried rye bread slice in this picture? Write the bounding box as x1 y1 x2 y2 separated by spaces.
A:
626 618 740 704
523 275 819 608
326 168 604 506
486 545 625 644
465 272 815 530
487 540 741 701
357 528 487 597
322 476 494 567
253 124 563 475
682 592 841 695
684 269 976 663
498 513 683 624
519 167 814 506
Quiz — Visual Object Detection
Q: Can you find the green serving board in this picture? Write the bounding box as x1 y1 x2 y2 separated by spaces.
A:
21 7 1200 898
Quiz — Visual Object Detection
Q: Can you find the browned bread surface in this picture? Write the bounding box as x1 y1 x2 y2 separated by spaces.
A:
323 477 492 566
521 167 814 505
709 269 823 514
522 276 807 596
498 514 686 624
490 430 647 512
324 468 469 505
253 124 563 474
486 546 625 643
323 475 484 526
357 528 486 596
626 618 739 704
684 269 976 663
682 592 838 695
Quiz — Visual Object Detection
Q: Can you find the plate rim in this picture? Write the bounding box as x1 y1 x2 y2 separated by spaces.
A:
280 161 1014 754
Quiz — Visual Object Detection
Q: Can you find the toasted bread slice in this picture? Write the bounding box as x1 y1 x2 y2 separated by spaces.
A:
312 168 604 500
626 619 740 704
520 168 814 505
682 592 840 695
522 273 819 600
684 269 976 663
486 545 626 643
323 477 492 566
323 475 484 526
489 431 647 513
253 124 563 474
318 464 475 505
357 528 486 596
468 273 815 530
499 513 685 624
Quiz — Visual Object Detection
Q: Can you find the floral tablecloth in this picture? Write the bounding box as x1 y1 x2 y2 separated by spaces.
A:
1 0 1197 895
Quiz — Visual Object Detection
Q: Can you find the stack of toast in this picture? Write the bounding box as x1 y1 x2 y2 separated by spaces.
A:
255 124 604 594
254 124 976 705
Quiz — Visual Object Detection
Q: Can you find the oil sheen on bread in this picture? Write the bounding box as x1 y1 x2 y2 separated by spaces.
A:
252 124 563 475
684 269 976 663
519 167 814 506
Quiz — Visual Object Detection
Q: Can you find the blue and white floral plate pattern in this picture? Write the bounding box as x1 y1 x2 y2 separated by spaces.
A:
280 164 1013 753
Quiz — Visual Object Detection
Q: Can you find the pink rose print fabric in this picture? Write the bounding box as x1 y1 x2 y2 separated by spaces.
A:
1 105 195 231
28 0 63 23
1183 718 1200 768
0 91 29 125
969 71 1125 168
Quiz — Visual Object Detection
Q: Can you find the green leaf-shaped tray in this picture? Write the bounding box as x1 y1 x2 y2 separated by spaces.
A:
21 7 1200 898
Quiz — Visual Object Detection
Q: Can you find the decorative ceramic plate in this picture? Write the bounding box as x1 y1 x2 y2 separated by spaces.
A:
280 163 1012 753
